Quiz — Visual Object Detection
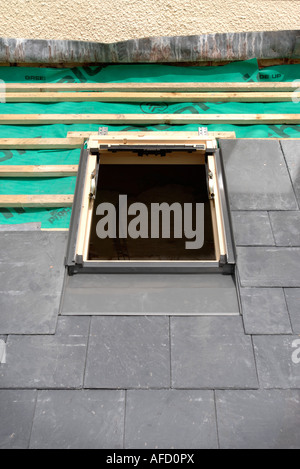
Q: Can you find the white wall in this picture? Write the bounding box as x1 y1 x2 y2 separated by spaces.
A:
0 0 299 43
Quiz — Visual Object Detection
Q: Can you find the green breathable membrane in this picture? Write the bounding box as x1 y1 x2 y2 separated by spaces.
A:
0 59 299 228
258 64 300 82
0 59 259 83
0 148 81 165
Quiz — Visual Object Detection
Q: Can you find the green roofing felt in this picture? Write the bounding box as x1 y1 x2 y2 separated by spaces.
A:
0 58 299 228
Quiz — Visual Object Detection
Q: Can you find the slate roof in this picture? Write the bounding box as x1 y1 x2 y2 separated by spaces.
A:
0 138 299 449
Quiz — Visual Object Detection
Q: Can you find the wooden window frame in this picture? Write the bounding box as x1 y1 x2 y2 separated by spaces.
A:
66 132 235 274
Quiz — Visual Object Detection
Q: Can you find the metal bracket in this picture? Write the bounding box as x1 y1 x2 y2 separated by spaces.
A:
219 254 227 267
198 126 208 137
98 126 108 136
207 169 215 199
75 254 84 266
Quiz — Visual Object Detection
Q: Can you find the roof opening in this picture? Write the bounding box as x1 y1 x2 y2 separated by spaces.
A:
65 131 235 274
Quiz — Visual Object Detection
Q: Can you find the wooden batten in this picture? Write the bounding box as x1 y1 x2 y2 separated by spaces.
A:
0 114 298 125
4 82 300 92
0 194 74 208
0 165 78 177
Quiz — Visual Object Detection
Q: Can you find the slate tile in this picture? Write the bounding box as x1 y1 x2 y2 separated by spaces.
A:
0 317 90 389
55 315 90 337
0 222 41 231
0 232 67 334
253 335 300 388
84 316 170 389
281 140 300 205
0 291 62 336
171 316 258 389
30 390 125 449
231 211 274 246
269 211 300 247
285 288 300 334
0 262 62 291
220 139 298 210
216 390 300 449
0 390 37 449
0 231 66 263
237 247 300 287
125 390 218 449
240 288 292 334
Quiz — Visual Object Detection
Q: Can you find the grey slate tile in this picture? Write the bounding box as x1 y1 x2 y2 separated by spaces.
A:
0 232 67 334
240 288 292 334
0 317 90 389
125 390 218 449
0 291 63 335
253 335 300 388
269 211 300 246
231 211 274 246
0 230 67 266
30 390 125 449
237 246 300 287
171 316 258 389
216 390 300 449
0 390 37 449
84 316 170 389
61 273 239 315
281 140 300 205
285 288 300 333
0 222 41 231
220 139 298 210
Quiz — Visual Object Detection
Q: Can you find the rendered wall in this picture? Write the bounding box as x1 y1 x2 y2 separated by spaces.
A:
0 0 299 43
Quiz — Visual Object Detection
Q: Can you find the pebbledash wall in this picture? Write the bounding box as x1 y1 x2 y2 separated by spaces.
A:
0 0 299 43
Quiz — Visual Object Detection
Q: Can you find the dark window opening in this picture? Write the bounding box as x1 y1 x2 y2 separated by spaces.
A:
88 164 215 261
